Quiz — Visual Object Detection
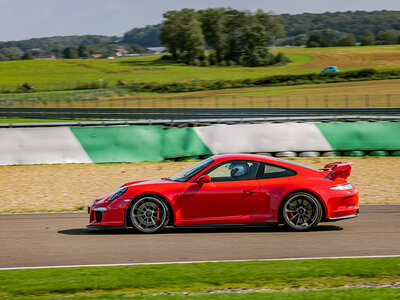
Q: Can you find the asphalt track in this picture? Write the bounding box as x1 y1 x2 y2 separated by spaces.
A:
0 205 399 268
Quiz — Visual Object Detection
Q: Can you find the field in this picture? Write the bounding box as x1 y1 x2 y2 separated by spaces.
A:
1 45 400 93
1 257 399 299
0 157 398 213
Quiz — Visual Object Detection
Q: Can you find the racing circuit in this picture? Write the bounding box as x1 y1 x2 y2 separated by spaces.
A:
1 205 399 269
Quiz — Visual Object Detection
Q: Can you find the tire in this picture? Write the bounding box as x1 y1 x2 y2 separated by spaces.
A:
129 195 169 233
280 192 322 231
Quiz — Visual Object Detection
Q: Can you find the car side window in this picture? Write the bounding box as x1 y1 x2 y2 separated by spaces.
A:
206 160 260 182
262 163 296 179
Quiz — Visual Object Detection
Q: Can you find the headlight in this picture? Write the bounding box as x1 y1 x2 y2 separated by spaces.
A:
329 183 353 190
107 187 128 202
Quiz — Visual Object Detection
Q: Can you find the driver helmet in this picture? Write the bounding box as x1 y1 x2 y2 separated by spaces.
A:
228 161 249 178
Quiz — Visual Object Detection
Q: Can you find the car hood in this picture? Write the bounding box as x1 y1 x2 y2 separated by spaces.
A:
93 179 178 204
125 179 177 187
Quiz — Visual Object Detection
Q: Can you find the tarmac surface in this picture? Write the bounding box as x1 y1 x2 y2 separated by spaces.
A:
0 205 399 268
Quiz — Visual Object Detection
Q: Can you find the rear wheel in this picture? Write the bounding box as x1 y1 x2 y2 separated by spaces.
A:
129 195 169 233
281 192 322 231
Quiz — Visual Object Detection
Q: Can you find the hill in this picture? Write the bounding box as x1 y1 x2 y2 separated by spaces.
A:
0 35 120 51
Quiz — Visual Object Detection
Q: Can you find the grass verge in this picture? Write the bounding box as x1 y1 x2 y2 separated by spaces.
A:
1 257 399 299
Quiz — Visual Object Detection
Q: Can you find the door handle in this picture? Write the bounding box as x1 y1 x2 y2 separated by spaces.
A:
243 189 257 194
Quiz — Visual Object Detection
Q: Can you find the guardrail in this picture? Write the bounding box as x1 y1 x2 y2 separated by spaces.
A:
1 107 399 120
2 115 400 128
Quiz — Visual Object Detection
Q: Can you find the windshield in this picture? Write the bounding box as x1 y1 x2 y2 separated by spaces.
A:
169 158 215 182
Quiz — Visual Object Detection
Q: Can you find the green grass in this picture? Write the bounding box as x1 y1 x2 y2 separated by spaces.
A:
9 288 400 299
1 45 399 93
1 258 399 298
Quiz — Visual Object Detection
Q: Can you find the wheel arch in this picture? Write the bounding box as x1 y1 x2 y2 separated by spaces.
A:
125 192 175 227
277 189 327 224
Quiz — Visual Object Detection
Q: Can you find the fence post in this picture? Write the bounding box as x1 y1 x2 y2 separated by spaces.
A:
365 95 369 107
250 96 254 108
286 96 290 108
386 94 391 107
232 96 236 108
345 95 349 108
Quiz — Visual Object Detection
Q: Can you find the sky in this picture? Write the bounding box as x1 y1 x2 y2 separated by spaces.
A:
1 0 400 42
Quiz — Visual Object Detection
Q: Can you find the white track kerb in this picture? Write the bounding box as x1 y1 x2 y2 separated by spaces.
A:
1 255 399 271
194 123 332 154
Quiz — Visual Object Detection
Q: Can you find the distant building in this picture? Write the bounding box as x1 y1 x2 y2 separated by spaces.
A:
91 54 103 58
146 47 166 54
115 46 129 57
33 55 56 60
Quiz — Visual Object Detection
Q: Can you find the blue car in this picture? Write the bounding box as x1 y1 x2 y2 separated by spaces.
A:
320 66 339 73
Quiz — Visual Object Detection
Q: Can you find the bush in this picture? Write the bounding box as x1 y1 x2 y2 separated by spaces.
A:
138 68 400 93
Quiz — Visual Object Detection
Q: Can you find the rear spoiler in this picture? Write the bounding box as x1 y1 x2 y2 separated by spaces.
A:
321 162 353 180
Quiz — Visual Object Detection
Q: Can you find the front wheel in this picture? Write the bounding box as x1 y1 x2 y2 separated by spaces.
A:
281 192 322 231
129 195 169 233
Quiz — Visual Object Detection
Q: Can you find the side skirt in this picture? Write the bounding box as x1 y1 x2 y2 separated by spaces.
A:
174 222 278 229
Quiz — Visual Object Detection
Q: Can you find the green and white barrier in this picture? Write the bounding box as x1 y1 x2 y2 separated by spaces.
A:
0 121 399 165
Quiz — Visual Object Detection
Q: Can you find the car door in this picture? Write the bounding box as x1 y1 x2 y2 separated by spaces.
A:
257 163 298 222
180 160 262 224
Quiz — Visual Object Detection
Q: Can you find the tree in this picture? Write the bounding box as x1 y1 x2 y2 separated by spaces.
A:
376 30 399 45
128 43 148 54
254 9 285 45
360 31 375 46
198 8 226 64
78 45 90 58
306 32 332 47
336 33 357 46
22 51 33 60
223 9 247 63
160 9 205 64
0 47 23 60
239 24 272 66
63 46 79 59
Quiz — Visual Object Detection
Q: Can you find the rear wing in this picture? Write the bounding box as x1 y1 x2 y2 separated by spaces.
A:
321 162 353 180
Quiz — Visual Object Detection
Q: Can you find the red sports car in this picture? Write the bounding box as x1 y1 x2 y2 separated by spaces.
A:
87 154 359 233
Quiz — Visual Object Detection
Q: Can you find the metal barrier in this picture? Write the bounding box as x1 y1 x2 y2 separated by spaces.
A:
0 107 399 121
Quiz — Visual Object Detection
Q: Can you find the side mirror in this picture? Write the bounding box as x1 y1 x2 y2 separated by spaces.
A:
197 175 211 186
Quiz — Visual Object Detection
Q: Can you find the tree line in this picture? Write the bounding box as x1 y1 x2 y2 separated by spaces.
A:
2 10 400 61
123 10 400 48
0 42 149 61
160 8 288 67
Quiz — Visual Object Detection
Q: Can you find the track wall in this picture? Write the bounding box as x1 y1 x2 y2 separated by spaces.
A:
0 122 399 165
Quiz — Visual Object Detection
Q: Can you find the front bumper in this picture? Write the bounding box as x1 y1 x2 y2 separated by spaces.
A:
87 199 131 228
326 209 359 221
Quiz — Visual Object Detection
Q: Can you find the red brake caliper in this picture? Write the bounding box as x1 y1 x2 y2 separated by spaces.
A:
156 206 161 224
